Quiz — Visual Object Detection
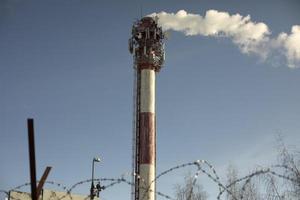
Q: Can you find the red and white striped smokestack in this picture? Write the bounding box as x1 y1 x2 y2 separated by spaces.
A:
129 17 165 200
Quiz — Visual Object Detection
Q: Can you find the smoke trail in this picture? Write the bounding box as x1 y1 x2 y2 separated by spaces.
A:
276 25 300 68
149 10 300 68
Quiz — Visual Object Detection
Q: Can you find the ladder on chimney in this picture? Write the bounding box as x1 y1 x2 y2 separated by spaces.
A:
132 68 141 200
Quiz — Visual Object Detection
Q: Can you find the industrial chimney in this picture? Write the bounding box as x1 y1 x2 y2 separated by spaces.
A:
129 17 165 200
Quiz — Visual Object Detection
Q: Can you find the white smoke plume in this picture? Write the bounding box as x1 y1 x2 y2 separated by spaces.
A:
149 10 300 68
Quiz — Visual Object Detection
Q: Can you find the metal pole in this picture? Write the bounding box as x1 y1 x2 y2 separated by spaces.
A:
28 118 37 200
92 160 95 185
90 159 95 200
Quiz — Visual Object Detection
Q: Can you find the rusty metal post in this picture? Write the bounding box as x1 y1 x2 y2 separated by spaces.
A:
28 118 37 200
36 166 52 198
27 119 52 200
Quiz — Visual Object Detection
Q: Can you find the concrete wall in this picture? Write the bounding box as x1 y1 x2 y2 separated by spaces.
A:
9 189 97 200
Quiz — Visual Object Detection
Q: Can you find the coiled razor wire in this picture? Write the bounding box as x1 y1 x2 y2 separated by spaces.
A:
217 165 300 200
4 181 71 200
67 177 175 200
141 160 224 200
2 161 299 200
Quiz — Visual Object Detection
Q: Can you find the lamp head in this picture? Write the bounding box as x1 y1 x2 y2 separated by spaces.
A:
93 157 101 162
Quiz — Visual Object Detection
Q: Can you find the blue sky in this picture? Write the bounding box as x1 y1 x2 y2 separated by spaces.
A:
1 0 300 199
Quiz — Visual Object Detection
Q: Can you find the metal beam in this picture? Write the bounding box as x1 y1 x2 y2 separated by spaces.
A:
28 118 37 200
36 166 52 198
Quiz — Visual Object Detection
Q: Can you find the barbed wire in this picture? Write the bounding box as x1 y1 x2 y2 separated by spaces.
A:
139 160 223 200
68 177 175 200
217 165 299 200
2 160 299 200
5 181 71 200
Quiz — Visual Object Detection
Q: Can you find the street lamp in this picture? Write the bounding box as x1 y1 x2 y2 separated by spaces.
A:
90 157 101 200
